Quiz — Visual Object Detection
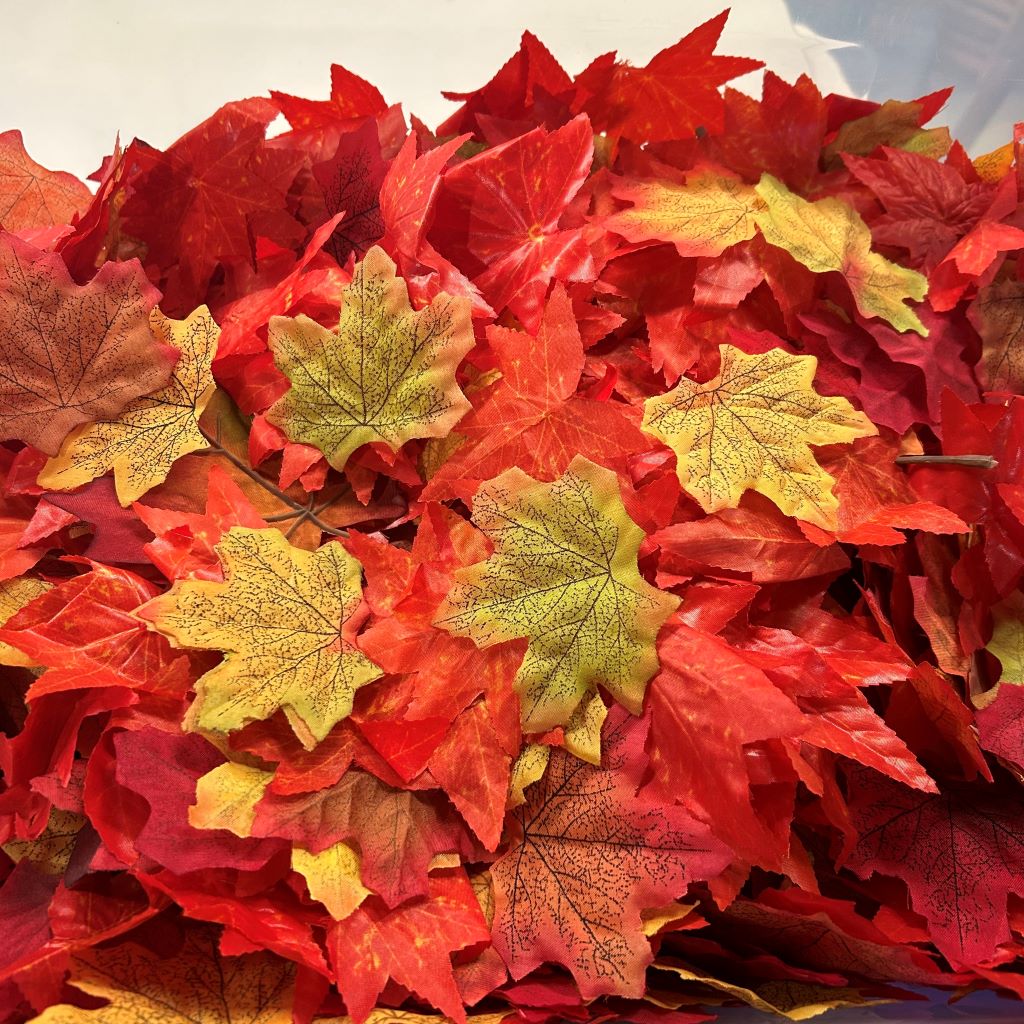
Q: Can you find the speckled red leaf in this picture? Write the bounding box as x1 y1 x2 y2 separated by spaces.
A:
845 764 1024 966
251 767 475 907
0 232 171 455
0 130 91 234
491 706 731 998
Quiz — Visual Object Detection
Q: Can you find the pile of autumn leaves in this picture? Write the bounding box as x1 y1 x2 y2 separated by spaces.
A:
4 8 1024 1023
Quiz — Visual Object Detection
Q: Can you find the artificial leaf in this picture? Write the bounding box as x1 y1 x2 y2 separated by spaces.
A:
605 169 761 257
266 245 474 470
189 761 273 837
251 767 473 907
643 344 876 529
327 870 490 1024
429 115 594 331
0 575 51 667
120 98 304 312
752 174 929 333
421 284 648 502
0 129 91 232
490 709 730 998
139 526 383 748
28 929 294 1024
292 840 370 920
0 232 172 455
0 560 190 697
312 118 387 264
38 306 219 504
969 276 1024 394
575 11 763 144
436 455 679 731
647 621 807 865
845 765 1024 965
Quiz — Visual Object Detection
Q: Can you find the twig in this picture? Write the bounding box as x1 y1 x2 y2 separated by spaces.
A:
895 454 998 470
197 423 345 537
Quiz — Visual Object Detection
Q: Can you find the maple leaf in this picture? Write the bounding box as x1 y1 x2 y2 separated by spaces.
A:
292 840 370 920
643 344 876 529
266 245 474 471
491 708 730 998
421 285 649 503
437 31 573 138
436 455 679 731
968 276 1024 394
327 870 490 1024
647 621 807 865
120 98 304 313
843 146 998 271
429 115 594 332
752 174 929 333
0 575 51 667
0 232 173 456
312 118 387 264
845 765 1024 965
0 561 190 698
28 929 294 1024
37 306 219 505
0 130 90 232
574 11 763 144
251 766 473 907
653 493 849 584
605 169 762 257
138 526 383 748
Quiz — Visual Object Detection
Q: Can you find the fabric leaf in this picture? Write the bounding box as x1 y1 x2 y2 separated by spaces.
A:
606 170 761 257
490 709 730 998
138 526 383 748
752 174 929 333
643 344 876 529
266 245 474 470
435 455 679 731
0 232 172 455
38 306 219 504
28 930 294 1024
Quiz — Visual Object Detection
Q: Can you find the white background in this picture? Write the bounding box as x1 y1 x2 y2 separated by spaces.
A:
1 0 1023 182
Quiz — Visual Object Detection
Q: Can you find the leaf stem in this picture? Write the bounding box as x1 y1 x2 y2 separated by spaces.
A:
895 454 998 469
197 423 344 537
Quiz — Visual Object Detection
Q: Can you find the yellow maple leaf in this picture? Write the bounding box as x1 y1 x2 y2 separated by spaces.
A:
28 930 294 1024
643 344 876 529
435 455 679 732
139 526 382 749
605 168 762 257
752 174 928 334
2 807 84 875
37 306 219 505
292 840 370 920
0 574 51 666
266 245 474 471
653 960 883 1021
189 761 272 836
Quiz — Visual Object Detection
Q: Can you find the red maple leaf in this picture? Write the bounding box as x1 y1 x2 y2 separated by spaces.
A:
120 99 305 313
574 11 762 145
327 869 489 1024
491 707 731 998
429 115 595 331
845 764 1024 966
422 284 648 502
